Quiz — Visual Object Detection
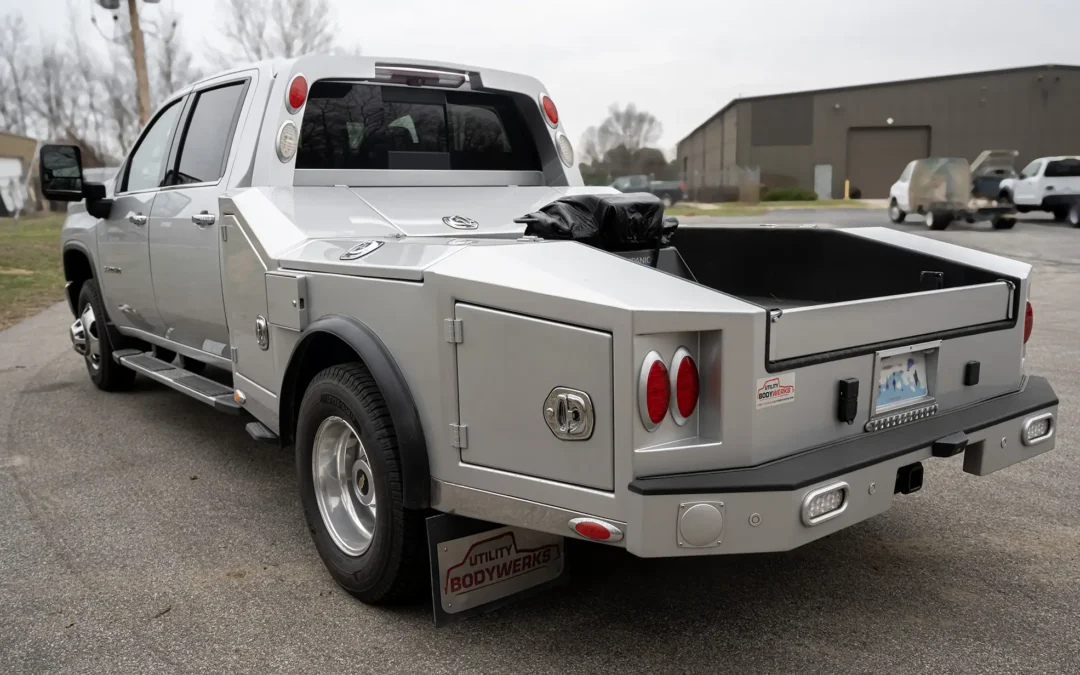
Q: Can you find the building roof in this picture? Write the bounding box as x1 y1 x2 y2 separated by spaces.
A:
677 64 1080 148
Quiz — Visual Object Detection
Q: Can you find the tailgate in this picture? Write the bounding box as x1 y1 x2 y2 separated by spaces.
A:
767 280 1015 364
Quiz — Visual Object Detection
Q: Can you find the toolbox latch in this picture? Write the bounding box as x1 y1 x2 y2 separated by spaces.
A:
837 378 859 425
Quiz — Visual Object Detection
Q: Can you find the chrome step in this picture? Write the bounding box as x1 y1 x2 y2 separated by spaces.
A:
118 351 241 414
245 421 279 444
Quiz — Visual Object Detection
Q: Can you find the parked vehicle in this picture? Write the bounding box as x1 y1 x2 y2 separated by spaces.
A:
611 174 686 206
41 55 1059 612
889 155 1016 230
997 156 1080 222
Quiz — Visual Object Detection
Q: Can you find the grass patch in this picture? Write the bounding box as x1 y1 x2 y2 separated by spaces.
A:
0 214 66 329
666 205 768 217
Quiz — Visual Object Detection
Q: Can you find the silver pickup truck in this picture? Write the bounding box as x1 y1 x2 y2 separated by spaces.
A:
39 55 1059 609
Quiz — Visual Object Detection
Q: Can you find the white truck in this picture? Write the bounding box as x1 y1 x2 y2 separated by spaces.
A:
39 55 1060 618
998 156 1080 226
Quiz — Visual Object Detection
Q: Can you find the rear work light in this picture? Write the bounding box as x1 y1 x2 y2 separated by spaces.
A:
639 351 669 431
286 74 307 113
669 347 700 425
540 94 559 127
1024 301 1034 344
801 482 849 526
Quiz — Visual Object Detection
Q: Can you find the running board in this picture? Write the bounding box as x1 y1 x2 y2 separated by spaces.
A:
117 351 241 414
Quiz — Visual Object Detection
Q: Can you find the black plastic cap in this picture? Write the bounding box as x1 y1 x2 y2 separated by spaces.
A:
964 360 981 386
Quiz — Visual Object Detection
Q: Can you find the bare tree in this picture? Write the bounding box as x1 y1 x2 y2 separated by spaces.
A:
596 103 663 154
579 125 617 166
211 0 338 67
150 7 199 101
0 14 32 136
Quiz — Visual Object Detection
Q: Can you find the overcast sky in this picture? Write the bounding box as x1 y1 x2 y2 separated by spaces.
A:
6 0 1080 150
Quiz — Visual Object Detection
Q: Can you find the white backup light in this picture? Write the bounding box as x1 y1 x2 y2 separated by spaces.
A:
801 482 849 526
277 121 299 162
556 133 574 167
1021 413 1054 446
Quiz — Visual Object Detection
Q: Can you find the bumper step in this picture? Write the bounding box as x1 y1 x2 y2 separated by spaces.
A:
245 421 279 444
117 351 241 414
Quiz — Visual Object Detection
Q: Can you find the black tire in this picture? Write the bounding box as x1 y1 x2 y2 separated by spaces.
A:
991 215 1017 230
1069 203 1080 228
925 210 951 231
295 363 427 604
1051 207 1068 222
76 279 136 391
888 199 906 223
998 190 1013 206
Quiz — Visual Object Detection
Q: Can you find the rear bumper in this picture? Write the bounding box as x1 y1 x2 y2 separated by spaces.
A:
624 376 1058 557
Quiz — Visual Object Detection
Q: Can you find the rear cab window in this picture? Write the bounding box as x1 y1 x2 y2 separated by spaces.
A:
296 82 541 171
1044 159 1080 178
167 81 248 186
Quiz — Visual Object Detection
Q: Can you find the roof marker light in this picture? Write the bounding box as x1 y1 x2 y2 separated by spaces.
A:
286 74 307 113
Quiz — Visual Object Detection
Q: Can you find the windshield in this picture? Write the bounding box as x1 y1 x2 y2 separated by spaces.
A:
296 82 541 172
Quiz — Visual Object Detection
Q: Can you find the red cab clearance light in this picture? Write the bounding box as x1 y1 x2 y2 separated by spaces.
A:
286 74 308 113
1024 301 1033 344
639 352 669 430
540 94 559 127
670 348 700 424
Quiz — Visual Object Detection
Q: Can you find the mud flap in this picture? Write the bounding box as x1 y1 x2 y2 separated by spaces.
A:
426 514 567 627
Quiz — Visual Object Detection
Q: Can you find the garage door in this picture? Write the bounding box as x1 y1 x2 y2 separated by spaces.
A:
846 127 930 198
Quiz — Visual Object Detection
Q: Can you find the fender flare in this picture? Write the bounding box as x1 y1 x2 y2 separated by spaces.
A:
61 241 95 316
280 315 430 509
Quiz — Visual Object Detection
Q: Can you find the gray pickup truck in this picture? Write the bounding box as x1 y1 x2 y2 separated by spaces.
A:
40 55 1059 612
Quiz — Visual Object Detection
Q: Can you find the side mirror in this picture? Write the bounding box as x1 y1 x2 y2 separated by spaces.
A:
39 145 86 202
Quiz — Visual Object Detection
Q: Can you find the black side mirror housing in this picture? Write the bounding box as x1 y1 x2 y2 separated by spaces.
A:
39 145 86 202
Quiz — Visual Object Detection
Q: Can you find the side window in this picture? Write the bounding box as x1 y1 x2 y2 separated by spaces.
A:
123 100 183 192
167 82 247 186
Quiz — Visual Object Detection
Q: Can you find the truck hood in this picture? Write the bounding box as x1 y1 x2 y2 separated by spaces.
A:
350 186 566 237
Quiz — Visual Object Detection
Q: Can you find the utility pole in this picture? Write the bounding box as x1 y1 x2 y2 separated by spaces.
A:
127 0 152 125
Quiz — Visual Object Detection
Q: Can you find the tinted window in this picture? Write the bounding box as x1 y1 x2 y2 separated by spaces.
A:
1045 159 1080 178
169 82 246 185
124 101 182 192
297 82 540 171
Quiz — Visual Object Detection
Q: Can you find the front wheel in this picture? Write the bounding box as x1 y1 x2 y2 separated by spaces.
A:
925 210 951 230
295 363 427 604
661 195 674 208
888 200 907 223
1051 207 1069 222
74 279 136 391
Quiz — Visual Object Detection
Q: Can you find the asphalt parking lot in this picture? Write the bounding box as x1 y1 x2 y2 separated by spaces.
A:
2 210 1078 675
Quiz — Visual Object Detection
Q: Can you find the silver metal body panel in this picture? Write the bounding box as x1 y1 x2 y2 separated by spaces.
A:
97 192 167 334
454 304 614 491
769 281 1012 361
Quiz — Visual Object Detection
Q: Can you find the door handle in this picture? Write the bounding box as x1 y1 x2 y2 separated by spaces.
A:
128 213 147 227
192 211 217 228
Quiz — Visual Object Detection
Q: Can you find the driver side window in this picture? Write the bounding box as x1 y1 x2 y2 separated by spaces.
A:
122 100 183 193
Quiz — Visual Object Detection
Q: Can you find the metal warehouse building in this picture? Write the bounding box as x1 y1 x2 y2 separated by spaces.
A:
676 64 1080 199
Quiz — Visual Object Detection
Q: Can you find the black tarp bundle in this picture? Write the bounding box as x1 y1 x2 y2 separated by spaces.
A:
515 192 678 252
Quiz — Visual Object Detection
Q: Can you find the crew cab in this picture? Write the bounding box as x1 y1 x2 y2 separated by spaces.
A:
39 55 1060 609
998 156 1080 223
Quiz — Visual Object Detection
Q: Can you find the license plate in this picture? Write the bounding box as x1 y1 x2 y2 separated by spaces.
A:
876 350 931 411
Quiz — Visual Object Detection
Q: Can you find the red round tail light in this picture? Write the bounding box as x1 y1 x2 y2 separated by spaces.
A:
1024 301 1034 344
286 74 308 113
540 94 559 127
671 349 700 423
639 352 669 430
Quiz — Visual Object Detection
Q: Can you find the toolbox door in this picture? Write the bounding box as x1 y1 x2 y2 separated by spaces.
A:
454 303 614 491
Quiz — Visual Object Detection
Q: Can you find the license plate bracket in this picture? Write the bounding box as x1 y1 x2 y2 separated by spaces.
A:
871 341 939 418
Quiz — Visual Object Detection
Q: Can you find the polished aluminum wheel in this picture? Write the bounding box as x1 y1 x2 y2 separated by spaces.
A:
312 416 377 556
76 304 102 371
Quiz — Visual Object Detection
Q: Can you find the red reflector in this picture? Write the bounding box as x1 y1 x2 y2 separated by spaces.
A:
646 360 670 425
1024 301 1033 343
675 355 700 418
541 95 559 126
574 521 611 541
287 75 308 112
